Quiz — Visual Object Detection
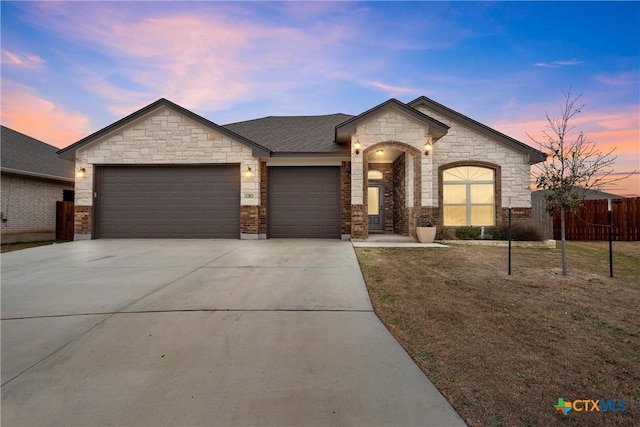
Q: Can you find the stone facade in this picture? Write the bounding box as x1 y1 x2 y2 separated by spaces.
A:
73 106 261 238
64 99 538 241
414 105 532 209
349 104 535 238
0 173 74 243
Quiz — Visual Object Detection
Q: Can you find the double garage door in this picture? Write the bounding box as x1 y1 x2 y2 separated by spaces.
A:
94 165 340 239
95 165 240 238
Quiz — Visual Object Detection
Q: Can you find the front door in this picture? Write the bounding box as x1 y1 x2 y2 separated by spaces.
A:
368 184 384 231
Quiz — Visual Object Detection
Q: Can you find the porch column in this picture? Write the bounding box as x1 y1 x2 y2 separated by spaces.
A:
350 136 366 239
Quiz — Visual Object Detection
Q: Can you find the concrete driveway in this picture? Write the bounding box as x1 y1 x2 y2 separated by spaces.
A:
1 239 465 426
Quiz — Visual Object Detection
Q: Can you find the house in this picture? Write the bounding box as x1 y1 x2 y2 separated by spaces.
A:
57 97 546 240
1 126 75 243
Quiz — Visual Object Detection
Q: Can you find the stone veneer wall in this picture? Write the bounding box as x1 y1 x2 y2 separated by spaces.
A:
414 105 533 211
73 106 261 238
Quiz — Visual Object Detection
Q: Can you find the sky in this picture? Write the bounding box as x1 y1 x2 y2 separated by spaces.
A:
2 1 639 196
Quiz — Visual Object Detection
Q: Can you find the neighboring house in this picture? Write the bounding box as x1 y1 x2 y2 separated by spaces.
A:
532 188 625 202
1 126 75 243
57 97 546 240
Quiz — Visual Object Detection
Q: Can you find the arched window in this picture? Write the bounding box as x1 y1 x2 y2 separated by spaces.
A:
443 166 495 226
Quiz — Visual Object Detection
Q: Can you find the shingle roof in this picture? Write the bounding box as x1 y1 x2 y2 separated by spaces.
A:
1 125 74 181
224 113 354 155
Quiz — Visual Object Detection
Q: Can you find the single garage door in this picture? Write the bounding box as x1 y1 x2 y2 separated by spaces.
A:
268 166 340 238
95 165 240 238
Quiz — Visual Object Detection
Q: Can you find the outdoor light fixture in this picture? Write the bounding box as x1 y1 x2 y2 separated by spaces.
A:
245 166 253 178
376 149 384 156
424 141 433 156
76 168 86 178
354 139 361 155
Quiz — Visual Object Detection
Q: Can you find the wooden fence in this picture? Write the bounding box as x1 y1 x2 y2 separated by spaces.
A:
551 197 639 241
56 201 74 240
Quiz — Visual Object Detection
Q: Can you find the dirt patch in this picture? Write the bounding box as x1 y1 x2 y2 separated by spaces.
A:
356 241 639 426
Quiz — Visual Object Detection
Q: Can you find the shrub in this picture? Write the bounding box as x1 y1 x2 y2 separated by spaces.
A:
511 221 546 241
494 221 546 241
489 227 507 240
455 226 481 240
436 227 456 240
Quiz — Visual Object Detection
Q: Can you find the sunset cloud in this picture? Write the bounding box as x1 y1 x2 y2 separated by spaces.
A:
2 50 45 69
365 81 420 96
1 81 91 148
493 106 639 197
16 3 357 115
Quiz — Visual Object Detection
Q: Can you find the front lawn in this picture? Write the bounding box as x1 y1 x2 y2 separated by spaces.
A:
356 241 639 426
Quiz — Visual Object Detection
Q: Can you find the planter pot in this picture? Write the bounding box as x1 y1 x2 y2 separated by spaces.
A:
416 226 437 243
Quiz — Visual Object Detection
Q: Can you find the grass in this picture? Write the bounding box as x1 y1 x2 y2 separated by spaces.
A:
356 241 639 426
1 240 70 253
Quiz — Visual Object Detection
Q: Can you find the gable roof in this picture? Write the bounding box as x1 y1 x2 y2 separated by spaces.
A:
57 98 271 160
1 125 74 182
335 98 450 143
409 96 547 164
224 113 353 156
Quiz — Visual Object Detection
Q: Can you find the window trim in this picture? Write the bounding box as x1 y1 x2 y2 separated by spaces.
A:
438 161 501 226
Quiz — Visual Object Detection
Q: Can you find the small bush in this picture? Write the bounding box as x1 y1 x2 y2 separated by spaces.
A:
489 227 507 240
455 226 481 240
436 227 456 240
494 221 546 241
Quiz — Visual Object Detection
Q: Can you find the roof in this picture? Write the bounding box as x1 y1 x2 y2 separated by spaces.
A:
57 98 271 160
1 125 74 182
532 188 625 200
408 96 547 164
334 98 449 143
223 113 354 156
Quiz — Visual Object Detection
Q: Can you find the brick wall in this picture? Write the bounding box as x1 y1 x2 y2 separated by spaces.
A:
74 205 92 237
1 173 73 241
241 206 259 236
259 161 268 236
341 162 352 236
392 154 407 235
351 204 366 239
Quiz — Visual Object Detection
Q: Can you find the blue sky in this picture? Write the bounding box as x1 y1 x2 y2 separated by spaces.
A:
2 1 638 195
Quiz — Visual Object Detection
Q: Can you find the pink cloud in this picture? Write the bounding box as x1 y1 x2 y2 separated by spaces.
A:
492 106 639 197
2 50 45 69
20 3 354 115
365 81 421 96
1 81 91 148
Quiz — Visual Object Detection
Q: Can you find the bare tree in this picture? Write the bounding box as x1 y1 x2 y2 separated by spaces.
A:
530 89 626 276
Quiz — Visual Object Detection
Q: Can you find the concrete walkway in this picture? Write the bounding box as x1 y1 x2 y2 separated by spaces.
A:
1 239 465 426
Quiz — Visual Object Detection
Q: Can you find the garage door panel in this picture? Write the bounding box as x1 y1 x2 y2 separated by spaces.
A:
268 167 340 238
96 165 240 238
